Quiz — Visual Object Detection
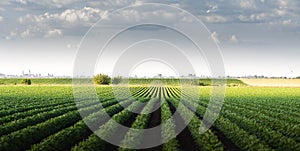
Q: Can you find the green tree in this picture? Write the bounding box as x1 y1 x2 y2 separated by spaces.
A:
93 74 111 85
112 76 123 84
21 79 31 85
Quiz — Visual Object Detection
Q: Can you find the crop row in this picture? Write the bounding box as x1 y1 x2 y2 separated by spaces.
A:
166 97 223 151
119 98 158 150
0 96 116 136
160 97 179 151
30 99 134 151
177 86 300 150
179 94 272 151
0 87 113 118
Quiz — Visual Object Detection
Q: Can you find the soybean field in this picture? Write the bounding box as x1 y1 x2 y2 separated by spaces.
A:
0 85 299 151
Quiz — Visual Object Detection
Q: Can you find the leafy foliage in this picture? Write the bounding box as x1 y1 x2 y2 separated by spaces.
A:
0 86 299 151
93 74 111 85
21 79 31 85
112 76 123 84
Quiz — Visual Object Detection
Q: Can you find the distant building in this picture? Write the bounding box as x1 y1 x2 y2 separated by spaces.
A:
7 75 18 78
188 74 196 77
154 74 163 78
0 74 5 78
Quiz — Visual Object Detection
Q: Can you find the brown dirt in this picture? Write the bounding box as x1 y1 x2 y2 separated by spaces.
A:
139 101 162 151
240 78 300 87
104 104 144 151
194 111 240 151
167 101 200 151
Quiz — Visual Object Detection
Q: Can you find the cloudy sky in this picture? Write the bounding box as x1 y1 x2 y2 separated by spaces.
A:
0 0 299 77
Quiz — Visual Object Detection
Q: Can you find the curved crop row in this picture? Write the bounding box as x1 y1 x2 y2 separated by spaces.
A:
30 99 134 151
167 97 223 151
73 99 143 151
0 97 115 136
0 88 113 118
0 110 81 151
0 101 74 124
119 98 158 150
180 95 272 151
223 103 300 142
0 100 72 118
229 101 300 125
160 98 179 151
222 110 300 150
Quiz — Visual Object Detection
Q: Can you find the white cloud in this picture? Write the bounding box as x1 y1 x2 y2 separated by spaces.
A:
20 28 32 38
19 7 108 26
109 9 183 24
282 19 292 25
274 9 287 16
5 31 17 40
44 29 63 38
0 16 3 23
229 35 239 44
6 0 300 40
119 9 141 22
237 15 248 22
238 13 266 22
13 7 109 39
239 0 257 9
200 15 228 23
169 3 181 8
278 0 288 9
60 7 108 23
67 44 79 49
16 6 197 38
17 26 42 39
0 0 11 5
206 4 218 14
16 0 27 4
181 16 194 23
211 31 220 44
16 0 80 8
269 19 299 26
6 26 63 40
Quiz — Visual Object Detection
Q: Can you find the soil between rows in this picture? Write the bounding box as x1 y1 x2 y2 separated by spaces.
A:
190 103 240 151
94 98 240 151
104 104 145 151
105 99 163 151
139 100 162 151
167 101 200 151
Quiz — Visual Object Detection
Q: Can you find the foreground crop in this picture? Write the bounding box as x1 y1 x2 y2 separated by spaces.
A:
0 86 299 150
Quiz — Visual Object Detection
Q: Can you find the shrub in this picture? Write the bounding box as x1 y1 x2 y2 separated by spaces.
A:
21 79 31 85
112 76 123 84
93 74 111 85
199 82 208 86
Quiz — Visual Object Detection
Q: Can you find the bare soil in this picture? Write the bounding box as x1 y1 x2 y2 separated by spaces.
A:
139 101 162 151
240 78 300 87
168 101 200 151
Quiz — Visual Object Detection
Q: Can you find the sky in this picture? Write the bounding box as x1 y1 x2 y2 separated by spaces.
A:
0 0 299 77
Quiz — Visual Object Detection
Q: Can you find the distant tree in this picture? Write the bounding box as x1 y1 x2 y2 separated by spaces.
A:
93 74 111 85
112 76 123 84
199 82 208 86
21 79 31 85
191 80 199 86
